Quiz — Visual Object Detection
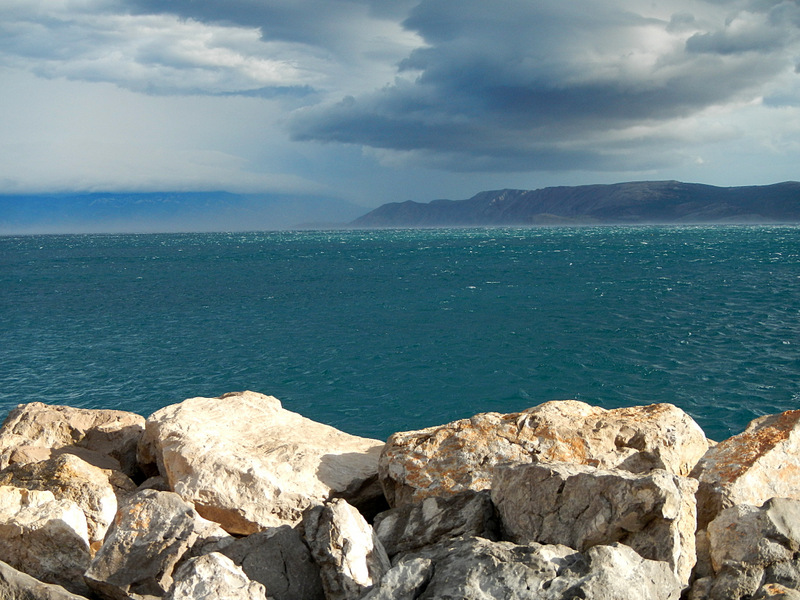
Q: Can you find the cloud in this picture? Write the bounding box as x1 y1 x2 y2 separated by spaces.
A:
1 0 799 199
0 0 423 97
290 0 800 172
0 5 328 95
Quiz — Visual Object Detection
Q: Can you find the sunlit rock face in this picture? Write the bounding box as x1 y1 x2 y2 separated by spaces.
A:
492 461 698 586
692 410 800 529
139 391 385 534
380 400 708 507
0 401 145 478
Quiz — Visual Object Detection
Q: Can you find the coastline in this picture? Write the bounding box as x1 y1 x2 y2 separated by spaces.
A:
0 391 798 599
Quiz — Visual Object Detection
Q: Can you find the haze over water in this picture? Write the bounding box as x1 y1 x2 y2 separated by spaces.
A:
2 225 798 442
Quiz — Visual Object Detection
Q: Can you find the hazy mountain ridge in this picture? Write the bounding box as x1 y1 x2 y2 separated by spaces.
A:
351 181 800 227
0 192 366 234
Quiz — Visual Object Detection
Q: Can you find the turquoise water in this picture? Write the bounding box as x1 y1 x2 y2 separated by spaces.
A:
1 226 799 442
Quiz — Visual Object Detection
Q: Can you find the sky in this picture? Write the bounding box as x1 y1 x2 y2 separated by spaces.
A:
2 0 800 210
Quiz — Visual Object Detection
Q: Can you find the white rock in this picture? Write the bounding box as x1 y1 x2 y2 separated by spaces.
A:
84 489 230 600
492 462 698 585
303 498 391 600
380 400 708 507
0 486 91 596
702 498 800 600
369 536 682 600
165 553 267 600
692 409 800 528
544 543 683 600
0 402 145 478
139 391 384 533
0 453 130 546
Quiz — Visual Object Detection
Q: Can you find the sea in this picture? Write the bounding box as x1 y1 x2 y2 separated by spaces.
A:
1 225 799 443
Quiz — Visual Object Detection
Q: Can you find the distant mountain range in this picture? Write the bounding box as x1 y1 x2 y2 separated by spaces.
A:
0 191 366 234
351 181 800 227
3 181 800 234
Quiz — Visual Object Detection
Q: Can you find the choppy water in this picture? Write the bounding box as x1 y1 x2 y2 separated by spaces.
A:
1 226 799 442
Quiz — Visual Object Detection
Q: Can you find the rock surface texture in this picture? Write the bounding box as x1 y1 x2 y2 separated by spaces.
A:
373 490 498 557
220 525 325 600
139 391 384 534
0 560 89 600
0 453 132 546
0 402 145 478
165 552 267 600
379 400 708 506
84 489 230 600
692 410 800 528
491 462 698 584
0 485 91 595
365 536 682 600
303 498 391 600
700 498 800 600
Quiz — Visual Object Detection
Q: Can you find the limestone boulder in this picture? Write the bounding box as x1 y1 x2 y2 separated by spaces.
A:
0 560 90 600
165 553 267 600
377 536 577 600
491 462 698 585
0 402 145 478
84 489 230 600
0 453 135 546
303 498 391 600
701 498 800 600
544 542 683 600
220 526 325 600
358 557 434 600
0 486 91 596
139 391 384 534
380 400 708 506
692 410 800 528
364 536 682 600
373 490 498 557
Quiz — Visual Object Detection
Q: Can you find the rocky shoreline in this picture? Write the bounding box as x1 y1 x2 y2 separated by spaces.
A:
0 391 799 599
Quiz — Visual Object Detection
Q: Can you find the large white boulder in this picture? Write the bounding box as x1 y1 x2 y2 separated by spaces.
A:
139 391 385 534
692 410 800 528
380 400 708 506
492 462 698 585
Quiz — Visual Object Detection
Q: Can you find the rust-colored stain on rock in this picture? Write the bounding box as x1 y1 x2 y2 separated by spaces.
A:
698 410 800 483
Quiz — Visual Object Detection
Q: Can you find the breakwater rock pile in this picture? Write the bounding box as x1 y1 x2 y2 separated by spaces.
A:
1 391 800 599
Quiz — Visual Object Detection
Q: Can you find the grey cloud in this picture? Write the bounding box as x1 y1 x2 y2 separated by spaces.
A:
686 7 794 55
0 4 329 96
291 0 799 172
124 0 418 53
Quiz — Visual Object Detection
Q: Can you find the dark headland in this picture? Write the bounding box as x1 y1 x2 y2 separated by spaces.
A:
351 180 800 228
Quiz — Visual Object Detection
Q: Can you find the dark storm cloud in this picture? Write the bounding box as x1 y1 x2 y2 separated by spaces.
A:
290 0 800 171
3 0 800 191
